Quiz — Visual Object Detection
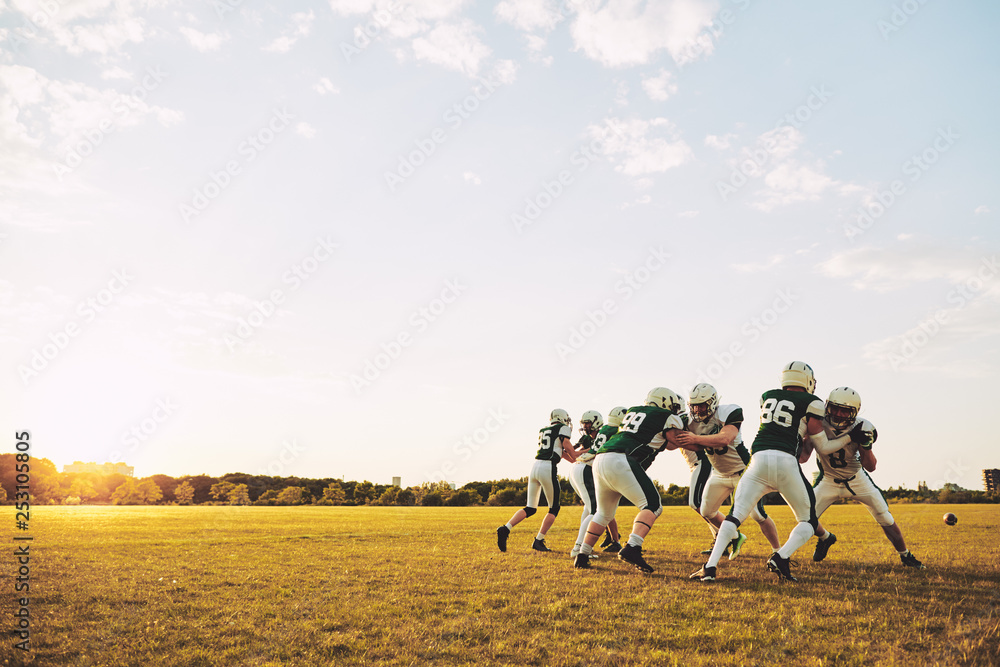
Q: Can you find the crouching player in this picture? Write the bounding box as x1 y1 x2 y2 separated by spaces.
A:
802 387 925 569
573 388 685 573
675 383 782 558
497 409 577 553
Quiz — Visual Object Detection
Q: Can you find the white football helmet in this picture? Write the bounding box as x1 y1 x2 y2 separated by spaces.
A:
826 387 861 430
781 361 816 393
688 383 719 423
607 406 628 427
579 410 603 434
550 408 571 426
645 387 684 414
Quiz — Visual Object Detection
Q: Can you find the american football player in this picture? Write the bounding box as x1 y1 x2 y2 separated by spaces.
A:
675 384 782 558
569 407 626 558
692 362 841 583
802 387 924 569
573 388 686 574
496 408 578 553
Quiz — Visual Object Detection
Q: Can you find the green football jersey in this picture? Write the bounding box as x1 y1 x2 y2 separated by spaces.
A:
599 406 684 460
750 389 825 456
536 423 572 462
592 424 619 453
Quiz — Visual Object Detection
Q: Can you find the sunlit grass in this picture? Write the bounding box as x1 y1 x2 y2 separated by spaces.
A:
3 504 997 666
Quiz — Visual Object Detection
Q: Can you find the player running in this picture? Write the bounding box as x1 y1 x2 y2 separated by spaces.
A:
569 408 626 559
801 387 925 569
692 362 854 583
573 388 685 573
497 409 578 553
675 384 782 558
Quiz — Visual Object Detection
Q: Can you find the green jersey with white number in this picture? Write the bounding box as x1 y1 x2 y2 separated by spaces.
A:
598 406 684 463
592 424 619 452
751 389 825 456
536 423 572 462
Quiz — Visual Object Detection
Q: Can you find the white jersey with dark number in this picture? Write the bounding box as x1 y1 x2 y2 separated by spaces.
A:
817 417 877 479
686 404 750 476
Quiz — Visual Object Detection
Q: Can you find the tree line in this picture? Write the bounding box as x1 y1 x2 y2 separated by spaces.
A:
1 455 996 506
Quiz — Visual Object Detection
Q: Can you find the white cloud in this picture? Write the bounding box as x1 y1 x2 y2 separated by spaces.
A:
975 205 990 215
733 254 784 273
101 66 132 80
704 133 736 150
412 20 491 76
591 116 693 177
295 122 317 139
641 69 677 101
819 244 1000 294
463 171 481 185
313 77 340 95
677 209 699 218
179 27 229 53
570 0 721 68
263 10 315 54
494 0 562 32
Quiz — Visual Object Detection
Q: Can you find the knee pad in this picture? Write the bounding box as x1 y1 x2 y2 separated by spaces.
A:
874 511 894 527
522 506 537 518
724 515 742 529
592 510 613 526
548 506 561 517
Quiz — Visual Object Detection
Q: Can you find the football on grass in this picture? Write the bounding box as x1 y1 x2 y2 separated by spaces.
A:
943 512 958 526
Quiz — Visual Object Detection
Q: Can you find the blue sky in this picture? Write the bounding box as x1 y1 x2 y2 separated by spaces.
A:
2 0 998 492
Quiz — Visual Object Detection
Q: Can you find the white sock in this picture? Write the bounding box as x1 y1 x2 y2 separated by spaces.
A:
707 521 739 568
897 549 908 555
536 532 545 541
778 522 815 559
581 543 593 555
815 529 830 540
627 533 644 548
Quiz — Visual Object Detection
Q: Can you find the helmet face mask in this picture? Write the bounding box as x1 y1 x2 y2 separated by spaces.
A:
781 361 816 393
579 410 603 435
825 387 861 430
688 383 719 423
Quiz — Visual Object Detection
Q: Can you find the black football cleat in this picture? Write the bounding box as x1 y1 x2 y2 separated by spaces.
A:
618 544 654 573
767 553 798 582
813 532 837 562
603 541 622 554
600 531 614 549
689 565 717 582
531 538 551 552
900 551 926 569
496 525 509 552
574 553 592 569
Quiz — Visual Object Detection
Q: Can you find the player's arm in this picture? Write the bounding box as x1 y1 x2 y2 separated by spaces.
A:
798 437 814 463
860 447 877 472
675 424 739 449
661 415 687 451
806 416 851 455
560 437 578 463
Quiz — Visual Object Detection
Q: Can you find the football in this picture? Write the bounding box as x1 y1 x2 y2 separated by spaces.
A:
943 512 958 526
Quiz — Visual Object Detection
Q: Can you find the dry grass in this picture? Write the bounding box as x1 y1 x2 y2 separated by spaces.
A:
2 503 997 666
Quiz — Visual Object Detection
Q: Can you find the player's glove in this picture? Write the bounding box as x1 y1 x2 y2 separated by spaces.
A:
849 422 873 450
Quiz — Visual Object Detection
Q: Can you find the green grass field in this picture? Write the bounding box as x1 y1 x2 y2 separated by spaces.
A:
3 504 998 666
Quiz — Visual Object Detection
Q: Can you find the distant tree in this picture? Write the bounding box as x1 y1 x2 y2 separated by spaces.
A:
374 487 401 506
228 484 251 506
177 475 219 504
0 485 7 503
486 487 521 506
354 481 375 504
255 489 280 506
445 489 481 506
396 488 416 506
422 491 444 506
174 481 195 505
137 479 163 504
210 481 236 502
276 487 305 506
69 479 97 502
320 482 346 505
150 474 179 503
111 479 142 505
